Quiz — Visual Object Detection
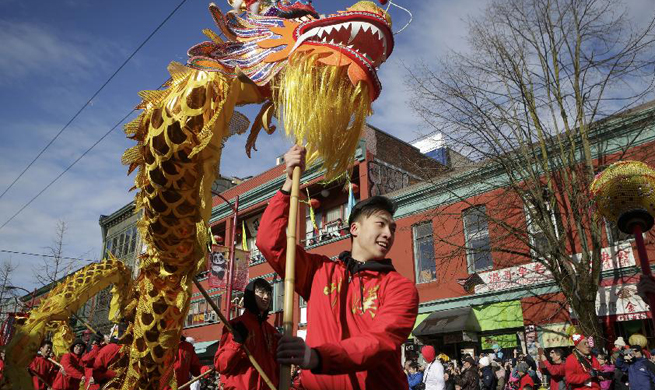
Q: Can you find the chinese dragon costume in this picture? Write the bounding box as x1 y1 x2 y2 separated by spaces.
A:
2 0 395 388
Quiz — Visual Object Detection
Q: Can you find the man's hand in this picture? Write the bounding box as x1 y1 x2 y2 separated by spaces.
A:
277 335 319 370
232 322 248 344
282 145 306 193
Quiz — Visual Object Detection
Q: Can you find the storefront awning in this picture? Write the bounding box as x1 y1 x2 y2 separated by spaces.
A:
194 340 219 355
413 307 481 337
409 313 430 340
473 300 524 331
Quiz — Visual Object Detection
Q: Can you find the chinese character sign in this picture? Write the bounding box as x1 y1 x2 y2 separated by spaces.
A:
475 243 635 294
208 245 229 288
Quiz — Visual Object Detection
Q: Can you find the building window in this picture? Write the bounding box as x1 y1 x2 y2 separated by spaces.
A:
272 279 284 313
105 239 113 258
463 205 493 272
130 227 138 253
326 206 342 225
305 212 322 244
525 203 558 258
111 237 118 256
124 229 132 257
413 222 437 284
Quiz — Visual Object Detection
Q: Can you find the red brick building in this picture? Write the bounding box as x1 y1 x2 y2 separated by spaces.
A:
183 102 655 364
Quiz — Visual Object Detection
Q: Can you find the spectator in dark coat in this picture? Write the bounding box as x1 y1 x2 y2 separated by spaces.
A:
480 356 497 390
460 356 480 390
615 345 655 390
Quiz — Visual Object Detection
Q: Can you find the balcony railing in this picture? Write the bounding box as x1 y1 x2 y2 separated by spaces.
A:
302 222 350 248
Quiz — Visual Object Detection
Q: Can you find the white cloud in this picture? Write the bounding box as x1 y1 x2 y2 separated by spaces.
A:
0 19 118 85
369 0 488 141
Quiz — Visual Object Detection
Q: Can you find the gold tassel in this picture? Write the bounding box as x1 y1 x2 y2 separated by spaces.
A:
274 53 371 182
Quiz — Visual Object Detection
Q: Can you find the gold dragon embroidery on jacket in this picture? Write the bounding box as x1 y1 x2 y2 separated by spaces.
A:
352 285 380 319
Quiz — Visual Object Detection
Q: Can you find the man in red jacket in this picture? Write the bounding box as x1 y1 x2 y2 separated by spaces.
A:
539 347 566 390
92 337 122 386
256 145 419 390
214 278 279 390
565 334 601 390
81 333 105 390
172 336 202 388
52 339 86 390
29 341 58 390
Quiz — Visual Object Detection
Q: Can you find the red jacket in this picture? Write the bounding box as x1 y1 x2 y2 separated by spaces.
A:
29 355 58 390
81 345 101 390
565 352 601 390
256 191 420 390
173 340 202 387
214 310 279 390
92 343 121 384
519 374 534 390
540 359 566 390
52 352 85 390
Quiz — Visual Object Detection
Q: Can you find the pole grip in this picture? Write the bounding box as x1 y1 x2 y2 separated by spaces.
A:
279 166 301 390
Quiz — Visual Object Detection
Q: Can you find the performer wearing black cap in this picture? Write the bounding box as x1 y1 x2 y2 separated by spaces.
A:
52 339 87 390
214 278 279 390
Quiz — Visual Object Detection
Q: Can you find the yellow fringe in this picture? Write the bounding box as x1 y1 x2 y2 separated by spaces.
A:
274 54 371 182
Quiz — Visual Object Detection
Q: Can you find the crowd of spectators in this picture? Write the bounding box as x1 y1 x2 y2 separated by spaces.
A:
406 333 655 390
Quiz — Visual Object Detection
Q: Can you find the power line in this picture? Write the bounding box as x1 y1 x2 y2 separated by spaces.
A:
0 110 135 232
0 0 190 202
0 249 95 263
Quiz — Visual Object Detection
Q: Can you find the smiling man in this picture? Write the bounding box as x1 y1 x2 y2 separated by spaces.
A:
256 145 419 390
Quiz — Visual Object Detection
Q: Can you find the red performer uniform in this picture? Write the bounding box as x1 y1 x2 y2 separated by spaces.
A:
81 344 102 390
214 279 280 390
565 351 601 390
52 351 85 390
540 359 566 390
256 191 420 390
92 343 121 385
29 355 58 390
172 339 201 388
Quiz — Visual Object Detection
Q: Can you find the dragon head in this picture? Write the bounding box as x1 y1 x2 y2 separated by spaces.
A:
187 0 394 179
188 1 393 101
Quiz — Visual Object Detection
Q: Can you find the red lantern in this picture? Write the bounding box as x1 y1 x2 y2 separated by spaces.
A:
351 183 360 194
214 235 224 244
309 198 321 209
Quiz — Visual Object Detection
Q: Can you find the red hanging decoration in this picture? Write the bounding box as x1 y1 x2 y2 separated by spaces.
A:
309 198 321 209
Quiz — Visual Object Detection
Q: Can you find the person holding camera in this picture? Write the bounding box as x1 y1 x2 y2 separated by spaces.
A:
565 334 602 390
615 345 655 390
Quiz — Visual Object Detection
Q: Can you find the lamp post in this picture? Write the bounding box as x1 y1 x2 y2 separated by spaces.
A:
211 191 239 321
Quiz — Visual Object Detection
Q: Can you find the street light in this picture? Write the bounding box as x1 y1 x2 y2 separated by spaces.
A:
211 191 239 321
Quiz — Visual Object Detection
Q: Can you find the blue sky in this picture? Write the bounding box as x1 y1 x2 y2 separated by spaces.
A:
0 0 652 293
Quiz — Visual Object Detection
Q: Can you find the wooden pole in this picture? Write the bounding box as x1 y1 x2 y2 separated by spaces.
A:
225 196 240 321
279 166 301 390
71 312 99 335
192 277 277 390
178 368 215 390
48 357 63 369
